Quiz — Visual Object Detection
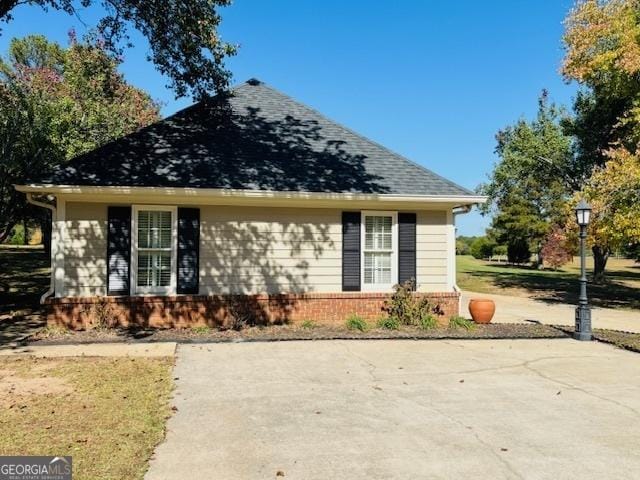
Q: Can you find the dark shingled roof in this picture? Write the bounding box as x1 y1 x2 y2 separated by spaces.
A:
33 79 473 196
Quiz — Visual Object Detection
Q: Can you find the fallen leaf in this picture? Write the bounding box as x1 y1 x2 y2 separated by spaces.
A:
276 471 285 477
459 379 465 383
500 448 508 452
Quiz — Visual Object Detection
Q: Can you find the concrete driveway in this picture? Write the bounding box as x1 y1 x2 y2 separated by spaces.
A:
146 340 640 480
461 290 640 333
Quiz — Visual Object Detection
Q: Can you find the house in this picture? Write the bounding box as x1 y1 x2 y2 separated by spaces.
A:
15 79 486 329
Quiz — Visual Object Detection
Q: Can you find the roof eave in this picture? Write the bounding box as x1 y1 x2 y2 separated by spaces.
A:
14 184 486 205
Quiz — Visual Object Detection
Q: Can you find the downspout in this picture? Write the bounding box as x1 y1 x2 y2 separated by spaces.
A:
451 204 472 314
25 193 56 303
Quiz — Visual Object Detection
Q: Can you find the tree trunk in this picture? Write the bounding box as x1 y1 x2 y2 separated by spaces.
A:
592 245 610 283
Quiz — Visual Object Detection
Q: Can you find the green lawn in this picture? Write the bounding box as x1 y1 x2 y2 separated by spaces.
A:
457 255 640 310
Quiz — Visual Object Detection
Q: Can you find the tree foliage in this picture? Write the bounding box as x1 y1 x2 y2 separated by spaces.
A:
0 0 236 98
562 0 640 279
541 226 574 268
0 34 160 242
470 237 496 260
581 148 640 253
479 92 573 265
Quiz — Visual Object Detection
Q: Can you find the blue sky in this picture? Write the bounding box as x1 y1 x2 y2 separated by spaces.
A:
1 0 578 235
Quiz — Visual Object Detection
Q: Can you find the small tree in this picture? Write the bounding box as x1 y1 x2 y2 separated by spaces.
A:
541 226 573 269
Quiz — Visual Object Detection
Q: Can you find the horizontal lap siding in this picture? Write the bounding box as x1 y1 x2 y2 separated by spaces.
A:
199 206 342 294
416 211 448 292
63 202 108 296
60 203 451 297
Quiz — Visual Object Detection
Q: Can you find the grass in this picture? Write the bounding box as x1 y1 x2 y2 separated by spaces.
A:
457 255 640 310
0 356 174 480
0 245 49 316
345 314 368 332
448 315 475 330
300 320 318 329
377 316 400 330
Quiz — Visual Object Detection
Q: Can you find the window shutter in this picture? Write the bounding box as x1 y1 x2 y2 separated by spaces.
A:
177 207 200 294
107 206 131 295
342 211 361 291
398 212 417 288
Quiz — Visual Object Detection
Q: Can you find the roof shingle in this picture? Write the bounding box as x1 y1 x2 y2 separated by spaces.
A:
33 79 473 196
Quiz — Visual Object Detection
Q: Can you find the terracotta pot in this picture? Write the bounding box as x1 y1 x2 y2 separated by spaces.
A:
468 299 495 324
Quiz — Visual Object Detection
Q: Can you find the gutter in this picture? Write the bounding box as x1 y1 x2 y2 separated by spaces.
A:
25 193 56 303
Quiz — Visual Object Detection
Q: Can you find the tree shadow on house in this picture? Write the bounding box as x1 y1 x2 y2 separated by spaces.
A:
43 89 392 194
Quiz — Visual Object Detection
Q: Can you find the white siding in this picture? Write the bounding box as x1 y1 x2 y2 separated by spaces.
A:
416 210 449 292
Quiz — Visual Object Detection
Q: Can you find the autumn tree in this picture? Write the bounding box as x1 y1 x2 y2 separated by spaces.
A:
541 226 574 269
578 149 640 280
562 0 640 279
0 34 160 244
0 0 236 98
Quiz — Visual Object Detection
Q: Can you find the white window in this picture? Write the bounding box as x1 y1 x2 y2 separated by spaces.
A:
361 211 397 290
131 205 177 295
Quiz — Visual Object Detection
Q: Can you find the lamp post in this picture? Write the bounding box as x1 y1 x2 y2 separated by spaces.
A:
574 199 592 341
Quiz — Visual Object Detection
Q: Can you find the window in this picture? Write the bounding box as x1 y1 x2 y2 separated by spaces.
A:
132 206 177 294
362 211 397 290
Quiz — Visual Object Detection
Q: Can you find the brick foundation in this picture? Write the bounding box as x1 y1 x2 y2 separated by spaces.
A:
46 292 460 330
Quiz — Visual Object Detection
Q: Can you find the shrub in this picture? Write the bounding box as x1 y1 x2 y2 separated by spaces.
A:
470 237 496 259
377 316 400 330
419 313 438 330
383 280 442 326
541 227 573 268
190 325 212 334
449 315 474 330
300 320 317 329
346 314 368 331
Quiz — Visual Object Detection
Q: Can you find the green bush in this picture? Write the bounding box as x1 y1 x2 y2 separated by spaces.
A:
470 237 496 259
383 280 441 326
419 313 438 330
300 319 317 329
448 315 474 330
7 224 25 245
377 316 400 330
345 315 368 332
190 325 212 334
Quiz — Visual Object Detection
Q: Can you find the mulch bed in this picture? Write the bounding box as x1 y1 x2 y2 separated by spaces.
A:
552 325 640 354
30 322 569 345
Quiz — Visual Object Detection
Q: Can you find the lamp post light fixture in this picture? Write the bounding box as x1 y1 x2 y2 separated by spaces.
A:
574 199 592 341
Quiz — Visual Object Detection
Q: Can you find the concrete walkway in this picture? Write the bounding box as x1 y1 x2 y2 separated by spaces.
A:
0 342 176 357
146 340 640 480
461 290 640 333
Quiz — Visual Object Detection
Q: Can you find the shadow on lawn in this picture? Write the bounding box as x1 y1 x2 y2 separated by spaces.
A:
467 268 640 310
0 247 48 346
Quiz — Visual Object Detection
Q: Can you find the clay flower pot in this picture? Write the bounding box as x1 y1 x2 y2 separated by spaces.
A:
468 299 495 324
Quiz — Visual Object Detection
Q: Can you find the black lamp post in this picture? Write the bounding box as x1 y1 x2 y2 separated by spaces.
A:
574 199 592 341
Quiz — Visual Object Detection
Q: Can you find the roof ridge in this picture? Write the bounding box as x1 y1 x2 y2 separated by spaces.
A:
249 81 474 196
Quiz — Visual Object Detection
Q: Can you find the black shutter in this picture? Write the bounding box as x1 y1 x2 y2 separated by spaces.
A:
107 206 131 296
342 211 361 292
398 212 417 288
177 207 200 294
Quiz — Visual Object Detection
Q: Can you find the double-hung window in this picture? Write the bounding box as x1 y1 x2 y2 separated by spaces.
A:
361 211 397 290
132 205 177 295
